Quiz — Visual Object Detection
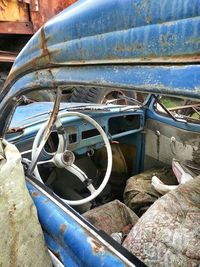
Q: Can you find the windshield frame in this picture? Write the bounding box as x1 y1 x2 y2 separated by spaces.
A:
1 64 200 137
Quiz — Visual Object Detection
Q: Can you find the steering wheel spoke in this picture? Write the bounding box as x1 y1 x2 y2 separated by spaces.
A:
65 164 89 182
37 158 55 166
65 164 96 193
56 118 68 153
87 184 96 194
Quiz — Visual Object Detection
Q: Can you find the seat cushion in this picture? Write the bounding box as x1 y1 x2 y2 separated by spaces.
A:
124 167 178 216
83 200 138 235
123 176 200 267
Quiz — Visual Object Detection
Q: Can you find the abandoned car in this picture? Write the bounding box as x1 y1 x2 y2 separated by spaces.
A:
0 0 200 266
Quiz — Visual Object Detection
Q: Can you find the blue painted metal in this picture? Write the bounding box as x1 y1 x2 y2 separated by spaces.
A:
26 180 135 267
147 99 200 133
8 102 144 158
1 64 200 135
5 65 200 100
0 1 199 265
0 0 200 135
6 0 200 84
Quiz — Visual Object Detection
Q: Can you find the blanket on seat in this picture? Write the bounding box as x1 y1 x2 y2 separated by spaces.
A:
123 176 200 267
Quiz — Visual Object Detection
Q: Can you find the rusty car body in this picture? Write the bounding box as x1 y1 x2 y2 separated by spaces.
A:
0 0 77 99
0 0 77 61
0 0 200 266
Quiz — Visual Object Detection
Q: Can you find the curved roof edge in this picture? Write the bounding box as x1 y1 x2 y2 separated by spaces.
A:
3 0 200 91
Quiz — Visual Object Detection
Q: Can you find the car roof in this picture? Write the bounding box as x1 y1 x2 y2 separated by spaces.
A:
4 0 200 87
0 0 200 136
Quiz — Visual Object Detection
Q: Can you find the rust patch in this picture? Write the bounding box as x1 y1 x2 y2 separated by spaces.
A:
60 223 67 234
90 239 104 254
54 0 77 14
7 127 24 133
115 43 144 52
40 27 50 60
47 69 57 88
43 86 62 140
30 0 77 32
146 16 152 24
0 21 33 35
31 191 39 197
29 87 61 173
51 251 62 261
160 33 177 47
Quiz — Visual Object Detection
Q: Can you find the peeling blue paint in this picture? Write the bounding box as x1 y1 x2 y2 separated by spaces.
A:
27 181 134 267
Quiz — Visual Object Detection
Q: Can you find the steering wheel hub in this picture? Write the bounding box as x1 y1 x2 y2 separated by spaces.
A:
62 150 75 166
53 150 75 168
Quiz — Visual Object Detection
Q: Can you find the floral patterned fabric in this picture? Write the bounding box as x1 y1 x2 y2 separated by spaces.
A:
123 176 200 267
83 200 138 235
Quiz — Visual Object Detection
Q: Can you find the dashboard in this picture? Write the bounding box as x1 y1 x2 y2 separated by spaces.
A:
6 103 144 156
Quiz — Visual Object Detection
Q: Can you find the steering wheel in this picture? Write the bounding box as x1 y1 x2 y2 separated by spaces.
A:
31 111 112 206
